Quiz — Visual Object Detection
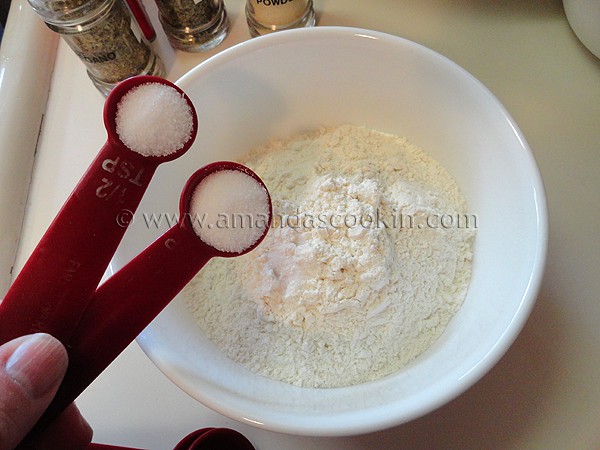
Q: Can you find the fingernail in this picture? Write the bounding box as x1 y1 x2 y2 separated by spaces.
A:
5 333 68 399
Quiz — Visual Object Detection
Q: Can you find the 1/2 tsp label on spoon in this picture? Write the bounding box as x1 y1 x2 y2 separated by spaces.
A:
96 156 147 204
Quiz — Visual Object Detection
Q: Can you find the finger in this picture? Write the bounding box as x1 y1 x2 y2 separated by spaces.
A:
0 333 68 450
28 403 92 450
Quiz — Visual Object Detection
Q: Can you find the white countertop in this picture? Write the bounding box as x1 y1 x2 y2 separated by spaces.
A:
1 0 600 448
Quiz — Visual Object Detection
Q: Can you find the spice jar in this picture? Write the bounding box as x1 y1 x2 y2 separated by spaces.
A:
28 0 165 96
245 0 315 37
154 0 229 52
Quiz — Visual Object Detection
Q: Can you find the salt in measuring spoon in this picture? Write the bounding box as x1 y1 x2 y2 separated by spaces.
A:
0 75 198 347
24 162 272 439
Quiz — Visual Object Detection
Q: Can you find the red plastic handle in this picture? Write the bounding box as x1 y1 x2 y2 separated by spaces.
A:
85 428 255 449
25 225 215 438
19 163 269 445
41 162 271 419
0 142 160 346
0 75 197 347
87 444 144 450
174 428 255 450
125 0 156 42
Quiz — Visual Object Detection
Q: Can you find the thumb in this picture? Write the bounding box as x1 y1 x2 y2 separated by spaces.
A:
0 333 68 450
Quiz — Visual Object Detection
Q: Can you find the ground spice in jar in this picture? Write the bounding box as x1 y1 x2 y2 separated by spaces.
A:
28 0 164 95
245 0 315 37
154 0 229 52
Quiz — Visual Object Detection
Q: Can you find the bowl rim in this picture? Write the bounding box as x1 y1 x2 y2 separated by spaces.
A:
136 26 549 436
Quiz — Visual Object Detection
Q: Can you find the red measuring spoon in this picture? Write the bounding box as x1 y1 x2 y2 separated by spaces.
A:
86 427 255 449
0 76 198 347
23 162 272 442
173 427 255 450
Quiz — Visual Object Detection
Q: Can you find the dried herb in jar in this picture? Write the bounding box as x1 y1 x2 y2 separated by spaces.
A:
156 0 218 27
28 0 164 95
154 0 229 52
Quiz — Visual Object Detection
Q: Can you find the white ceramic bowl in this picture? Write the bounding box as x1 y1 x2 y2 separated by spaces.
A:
564 0 600 60
115 27 547 436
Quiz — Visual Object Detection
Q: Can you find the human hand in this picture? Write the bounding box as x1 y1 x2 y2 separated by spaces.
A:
0 333 93 450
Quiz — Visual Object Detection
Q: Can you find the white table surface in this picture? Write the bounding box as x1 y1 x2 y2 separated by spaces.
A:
2 0 600 448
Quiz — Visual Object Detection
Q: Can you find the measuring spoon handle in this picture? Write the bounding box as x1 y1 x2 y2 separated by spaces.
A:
25 225 213 439
0 141 159 346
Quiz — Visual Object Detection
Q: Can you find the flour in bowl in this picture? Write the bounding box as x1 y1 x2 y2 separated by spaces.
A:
184 125 476 388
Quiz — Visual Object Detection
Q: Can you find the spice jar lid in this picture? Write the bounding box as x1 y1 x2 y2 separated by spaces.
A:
28 0 112 27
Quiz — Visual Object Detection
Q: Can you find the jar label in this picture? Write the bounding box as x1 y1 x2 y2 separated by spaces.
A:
57 0 153 83
74 50 118 64
250 0 309 26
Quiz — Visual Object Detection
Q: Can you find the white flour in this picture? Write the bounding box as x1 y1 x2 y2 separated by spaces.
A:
184 125 475 388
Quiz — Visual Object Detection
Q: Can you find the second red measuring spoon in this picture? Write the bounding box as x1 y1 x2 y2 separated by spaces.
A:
22 161 272 443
